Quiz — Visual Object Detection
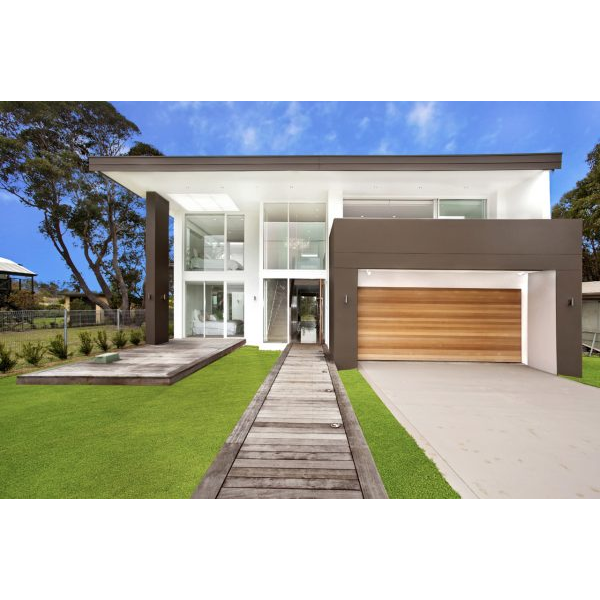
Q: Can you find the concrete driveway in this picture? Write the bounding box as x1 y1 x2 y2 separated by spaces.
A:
359 361 600 499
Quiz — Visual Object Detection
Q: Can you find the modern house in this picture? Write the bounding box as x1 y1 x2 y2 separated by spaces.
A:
89 153 582 377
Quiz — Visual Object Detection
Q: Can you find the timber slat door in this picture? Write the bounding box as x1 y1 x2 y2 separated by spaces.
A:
357 287 521 362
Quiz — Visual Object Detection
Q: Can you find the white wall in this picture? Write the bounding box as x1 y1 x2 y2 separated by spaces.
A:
527 271 557 374
170 205 185 339
496 171 551 219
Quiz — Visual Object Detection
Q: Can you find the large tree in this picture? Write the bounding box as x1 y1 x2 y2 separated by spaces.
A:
553 142 600 281
0 102 161 311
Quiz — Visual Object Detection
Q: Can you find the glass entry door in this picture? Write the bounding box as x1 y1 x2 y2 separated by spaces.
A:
290 279 323 344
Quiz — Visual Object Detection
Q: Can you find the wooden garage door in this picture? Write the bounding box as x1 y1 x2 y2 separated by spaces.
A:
358 287 521 362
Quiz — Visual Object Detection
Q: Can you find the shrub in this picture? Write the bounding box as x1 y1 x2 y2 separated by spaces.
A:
17 342 46 366
78 331 94 355
47 335 70 360
129 329 142 346
112 330 128 349
95 330 110 352
0 343 18 373
140 324 146 341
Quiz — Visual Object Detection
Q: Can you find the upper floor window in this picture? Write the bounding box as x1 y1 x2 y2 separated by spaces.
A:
263 203 326 270
438 199 486 219
343 199 486 219
185 214 244 271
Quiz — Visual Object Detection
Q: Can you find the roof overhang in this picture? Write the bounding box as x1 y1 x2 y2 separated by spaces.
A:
89 153 562 173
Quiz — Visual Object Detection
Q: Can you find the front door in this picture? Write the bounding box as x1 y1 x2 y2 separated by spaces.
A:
290 279 323 344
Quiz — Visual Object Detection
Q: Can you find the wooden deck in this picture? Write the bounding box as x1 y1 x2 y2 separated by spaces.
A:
16 338 245 385
193 344 387 499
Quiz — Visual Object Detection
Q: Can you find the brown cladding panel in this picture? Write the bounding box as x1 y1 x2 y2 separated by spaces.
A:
146 192 170 345
358 288 521 362
330 219 581 259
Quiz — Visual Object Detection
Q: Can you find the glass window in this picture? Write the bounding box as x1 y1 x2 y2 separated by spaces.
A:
227 283 244 337
204 282 224 337
263 204 288 269
185 283 205 337
343 200 434 218
264 279 288 342
226 215 244 271
289 203 327 270
185 215 225 270
438 199 485 219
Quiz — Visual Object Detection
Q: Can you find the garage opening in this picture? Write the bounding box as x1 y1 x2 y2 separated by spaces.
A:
358 286 521 362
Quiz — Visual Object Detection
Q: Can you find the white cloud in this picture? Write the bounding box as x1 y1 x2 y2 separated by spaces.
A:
358 116 370 131
385 102 400 120
444 139 457 152
407 101 438 141
271 101 310 151
376 139 392 154
240 126 259 151
325 131 337 142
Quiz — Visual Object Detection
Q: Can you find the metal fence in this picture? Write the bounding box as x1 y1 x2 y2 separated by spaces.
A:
583 330 600 356
0 308 173 357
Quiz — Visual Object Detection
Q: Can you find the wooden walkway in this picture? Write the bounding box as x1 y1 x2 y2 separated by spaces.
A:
193 344 387 499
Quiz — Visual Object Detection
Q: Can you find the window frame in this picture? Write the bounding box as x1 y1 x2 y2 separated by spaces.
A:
184 212 245 272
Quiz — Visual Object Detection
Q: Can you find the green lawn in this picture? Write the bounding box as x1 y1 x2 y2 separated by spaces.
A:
0 346 279 499
339 369 459 499
565 356 600 388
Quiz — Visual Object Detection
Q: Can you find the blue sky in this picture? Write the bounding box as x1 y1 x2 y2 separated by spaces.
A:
1 101 599 285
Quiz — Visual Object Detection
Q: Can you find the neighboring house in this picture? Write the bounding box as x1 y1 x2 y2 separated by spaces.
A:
582 282 600 351
0 256 36 307
89 153 582 377
63 292 107 325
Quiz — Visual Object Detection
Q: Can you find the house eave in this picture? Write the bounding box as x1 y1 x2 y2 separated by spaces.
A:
89 153 563 173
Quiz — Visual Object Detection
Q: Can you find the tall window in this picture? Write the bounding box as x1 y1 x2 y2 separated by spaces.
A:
263 203 326 270
263 204 288 269
185 214 244 271
289 204 327 269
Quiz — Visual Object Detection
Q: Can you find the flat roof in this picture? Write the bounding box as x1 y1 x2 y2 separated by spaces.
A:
90 153 562 173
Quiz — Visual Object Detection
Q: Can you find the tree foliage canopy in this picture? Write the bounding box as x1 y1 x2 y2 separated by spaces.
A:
0 102 161 310
552 142 600 281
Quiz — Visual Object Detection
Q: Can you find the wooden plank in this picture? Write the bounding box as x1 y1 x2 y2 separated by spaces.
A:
222 477 361 491
255 417 342 424
244 436 348 446
217 488 363 499
252 422 344 430
249 425 344 434
245 432 347 440
241 444 350 453
237 451 353 461
229 467 358 479
324 349 388 499
232 458 356 470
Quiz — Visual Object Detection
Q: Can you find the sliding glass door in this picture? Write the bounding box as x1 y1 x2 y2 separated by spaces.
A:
185 282 244 338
